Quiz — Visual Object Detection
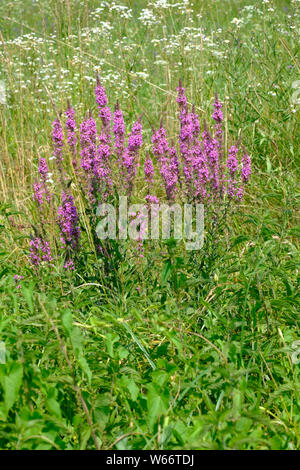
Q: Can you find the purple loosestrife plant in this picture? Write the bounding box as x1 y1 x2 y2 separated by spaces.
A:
27 79 252 273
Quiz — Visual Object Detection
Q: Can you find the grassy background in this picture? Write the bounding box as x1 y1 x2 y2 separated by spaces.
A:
0 0 299 450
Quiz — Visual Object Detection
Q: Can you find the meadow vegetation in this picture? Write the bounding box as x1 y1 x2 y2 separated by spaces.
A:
0 0 299 450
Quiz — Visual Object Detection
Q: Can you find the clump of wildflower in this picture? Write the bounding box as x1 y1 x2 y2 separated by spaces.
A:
174 84 251 203
26 79 252 273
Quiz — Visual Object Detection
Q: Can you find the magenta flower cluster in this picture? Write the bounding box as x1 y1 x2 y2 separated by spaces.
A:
58 191 81 251
29 237 52 265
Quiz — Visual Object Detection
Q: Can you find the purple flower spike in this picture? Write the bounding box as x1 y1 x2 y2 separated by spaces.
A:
241 149 251 182
33 181 44 206
80 115 97 172
29 237 52 265
212 94 223 123
95 77 111 131
144 154 154 186
38 158 49 179
52 118 64 161
113 101 125 158
119 117 143 197
227 145 239 175
65 105 77 154
128 119 143 154
33 158 52 207
58 191 80 251
152 124 170 165
176 79 188 110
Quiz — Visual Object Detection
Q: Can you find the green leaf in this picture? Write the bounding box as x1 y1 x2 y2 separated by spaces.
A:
22 283 34 313
78 355 92 385
61 309 73 335
147 384 168 430
46 387 62 419
105 333 119 359
0 362 23 418
120 376 139 401
161 260 172 286
70 327 84 356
